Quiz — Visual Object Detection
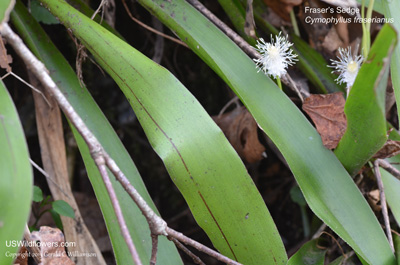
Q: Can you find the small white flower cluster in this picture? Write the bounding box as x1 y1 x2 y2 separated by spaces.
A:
253 33 298 78
253 32 363 95
329 47 363 94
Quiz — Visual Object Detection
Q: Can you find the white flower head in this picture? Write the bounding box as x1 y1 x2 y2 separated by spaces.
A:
253 32 298 78
329 47 364 91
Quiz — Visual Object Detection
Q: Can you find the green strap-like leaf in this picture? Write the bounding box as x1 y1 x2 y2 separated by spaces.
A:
0 80 33 265
335 24 396 176
11 2 182 264
380 1 400 125
133 0 396 264
287 239 326 265
381 154 400 228
38 0 288 264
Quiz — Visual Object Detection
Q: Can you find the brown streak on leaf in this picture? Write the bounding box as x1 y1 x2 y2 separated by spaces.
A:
198 191 238 261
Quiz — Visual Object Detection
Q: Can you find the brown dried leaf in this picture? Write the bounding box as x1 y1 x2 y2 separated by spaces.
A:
302 92 347 149
373 139 400 159
213 106 265 163
0 37 12 72
263 0 302 21
31 226 75 265
368 189 381 212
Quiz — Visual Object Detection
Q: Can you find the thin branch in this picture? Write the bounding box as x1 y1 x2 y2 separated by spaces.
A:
377 159 400 180
91 0 107 20
30 158 72 199
218 96 239 117
1 23 141 265
2 22 243 265
166 227 242 265
319 231 346 258
121 0 188 48
374 160 394 253
150 235 158 265
186 0 257 58
170 237 206 265
1 71 52 107
96 157 143 265
311 223 327 240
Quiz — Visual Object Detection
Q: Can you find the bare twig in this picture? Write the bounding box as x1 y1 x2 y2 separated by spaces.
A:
186 0 258 58
1 71 52 106
97 159 142 265
166 228 242 265
150 235 158 265
374 160 394 253
218 96 239 117
1 23 142 265
91 0 107 20
29 158 49 178
121 0 188 48
319 231 346 258
311 223 327 240
377 159 400 180
170 237 206 265
2 22 241 265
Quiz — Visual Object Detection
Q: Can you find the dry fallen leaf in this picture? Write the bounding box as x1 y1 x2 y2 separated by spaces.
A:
213 106 265 163
263 0 302 21
0 37 12 72
302 92 347 149
373 139 400 159
368 189 381 212
31 226 75 265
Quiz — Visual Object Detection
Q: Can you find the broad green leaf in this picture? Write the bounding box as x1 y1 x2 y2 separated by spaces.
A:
0 80 33 265
380 1 400 125
380 168 400 228
132 0 396 264
11 2 182 264
355 1 398 123
39 0 288 264
51 200 75 218
394 233 400 265
335 24 396 176
33 185 43 202
381 154 400 228
30 0 58 24
65 0 122 38
287 239 326 265
0 0 14 26
49 209 63 230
